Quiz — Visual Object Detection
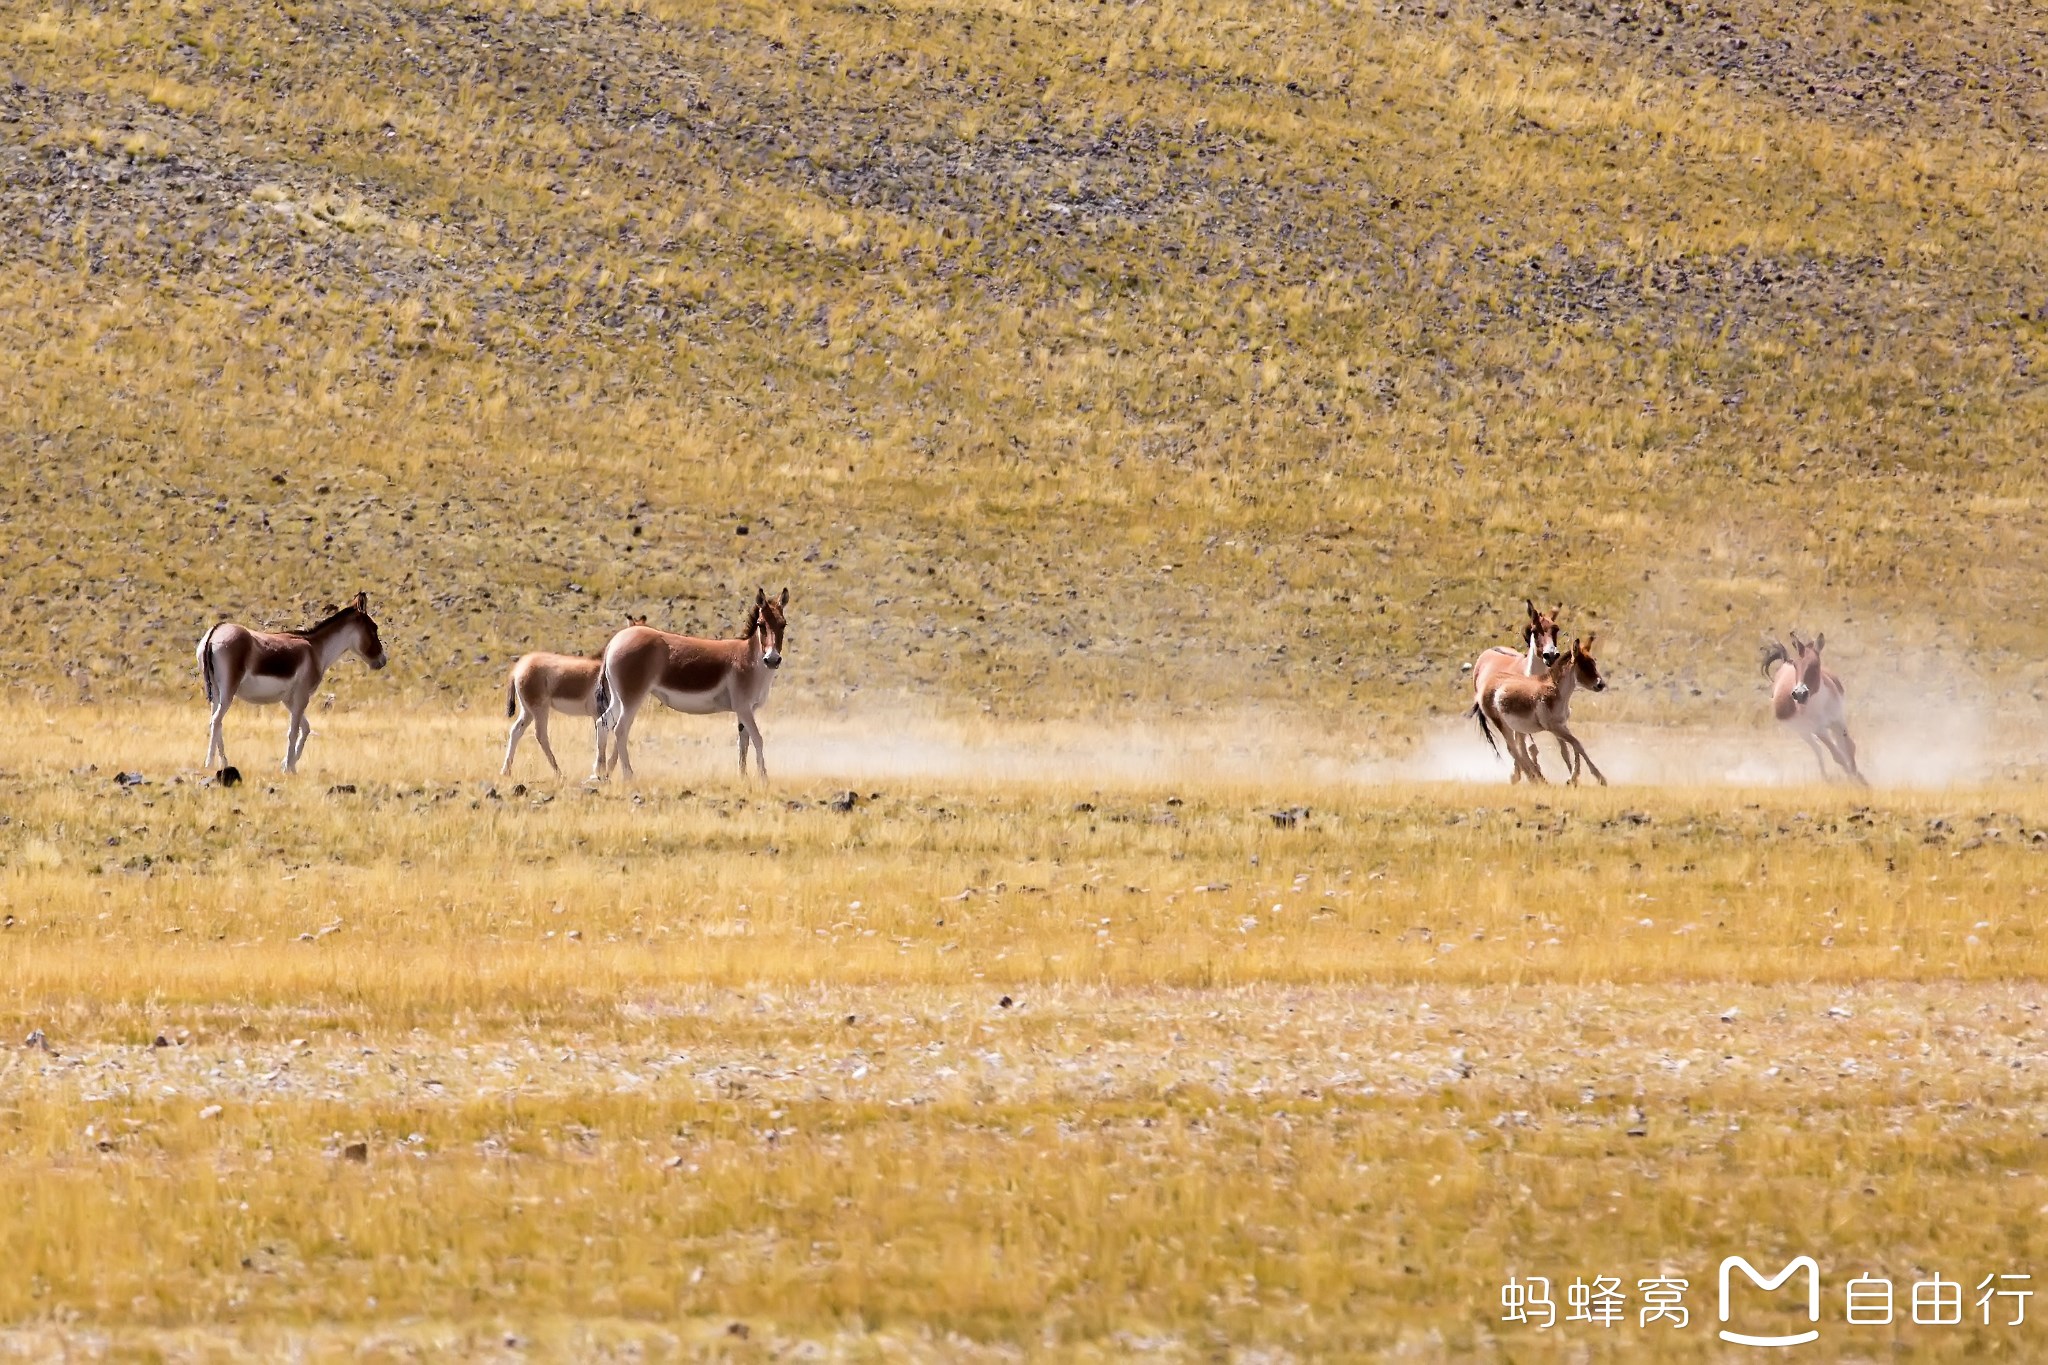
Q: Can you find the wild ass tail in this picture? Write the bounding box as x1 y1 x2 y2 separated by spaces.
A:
1470 702 1501 759
595 666 619 731
198 623 221 705
506 679 517 719
1758 640 1789 678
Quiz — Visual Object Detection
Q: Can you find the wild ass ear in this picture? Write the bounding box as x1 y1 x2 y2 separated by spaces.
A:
353 591 368 612
779 587 789 607
1582 632 1597 652
1525 598 1539 621
1814 631 1825 652
756 586 767 605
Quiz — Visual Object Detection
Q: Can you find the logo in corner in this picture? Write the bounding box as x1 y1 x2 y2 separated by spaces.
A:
1719 1255 1821 1347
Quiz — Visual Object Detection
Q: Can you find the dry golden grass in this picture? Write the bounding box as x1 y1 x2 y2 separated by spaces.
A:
2 0 2046 722
3 707 2048 1356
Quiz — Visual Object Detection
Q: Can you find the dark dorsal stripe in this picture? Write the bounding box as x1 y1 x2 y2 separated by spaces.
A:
288 605 359 639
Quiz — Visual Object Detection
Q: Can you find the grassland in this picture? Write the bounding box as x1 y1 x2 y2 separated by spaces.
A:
2 709 2048 1357
7 0 2048 1357
3 0 2047 721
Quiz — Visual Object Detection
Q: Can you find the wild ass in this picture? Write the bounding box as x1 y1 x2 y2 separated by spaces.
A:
595 589 788 782
1473 634 1609 785
1761 631 1865 784
196 592 388 773
501 616 646 778
1470 601 1563 781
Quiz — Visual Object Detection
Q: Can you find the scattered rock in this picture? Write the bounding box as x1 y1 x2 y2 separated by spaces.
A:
215 766 242 788
1270 806 1311 828
342 1141 369 1162
828 790 859 812
327 783 356 795
998 995 1013 1008
114 771 145 787
24 1029 50 1052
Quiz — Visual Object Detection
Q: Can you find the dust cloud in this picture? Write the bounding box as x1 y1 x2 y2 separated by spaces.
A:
597 685 2023 791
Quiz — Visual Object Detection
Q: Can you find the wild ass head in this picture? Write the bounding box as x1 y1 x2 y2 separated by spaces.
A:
749 587 789 670
1569 633 1607 693
1523 599 1563 667
305 591 386 669
1785 631 1827 704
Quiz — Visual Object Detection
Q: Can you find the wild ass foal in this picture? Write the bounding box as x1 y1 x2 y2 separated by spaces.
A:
501 616 646 778
196 592 388 773
1762 631 1865 784
1474 635 1610 785
596 589 788 782
1469 601 1563 781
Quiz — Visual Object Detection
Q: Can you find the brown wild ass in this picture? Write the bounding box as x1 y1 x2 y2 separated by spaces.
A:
1473 634 1609 785
595 589 788 782
196 592 388 773
1470 601 1563 781
1761 631 1865 784
501 616 646 777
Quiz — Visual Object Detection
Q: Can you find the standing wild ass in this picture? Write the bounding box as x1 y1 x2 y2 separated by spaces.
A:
1762 631 1865 784
595 589 788 782
501 616 645 777
196 592 388 773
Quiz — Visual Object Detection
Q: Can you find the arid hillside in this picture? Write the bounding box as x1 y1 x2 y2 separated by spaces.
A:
4 0 2045 726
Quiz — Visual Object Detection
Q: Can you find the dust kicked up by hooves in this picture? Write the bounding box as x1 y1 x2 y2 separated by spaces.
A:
588 694 2027 791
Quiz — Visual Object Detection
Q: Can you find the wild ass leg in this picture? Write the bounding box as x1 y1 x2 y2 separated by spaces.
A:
1556 733 1582 783
736 709 767 782
205 694 232 770
1825 725 1868 786
1501 725 1528 783
502 705 533 776
283 705 306 773
605 703 638 782
1801 732 1832 781
530 709 564 777
590 717 608 779
1507 723 1547 783
1479 699 1542 783
1552 725 1607 787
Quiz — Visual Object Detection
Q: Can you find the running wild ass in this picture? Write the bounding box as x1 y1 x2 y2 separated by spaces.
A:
595 589 788 782
1761 631 1865 784
501 616 646 778
196 592 388 773
1470 601 1563 781
1473 634 1609 785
